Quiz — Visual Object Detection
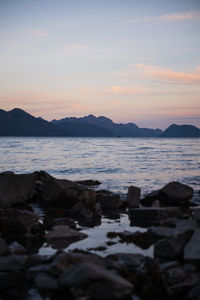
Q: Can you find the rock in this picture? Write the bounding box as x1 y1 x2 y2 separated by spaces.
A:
184 229 200 263
9 241 26 255
141 190 160 207
0 208 44 243
76 179 101 186
58 262 134 299
96 190 124 209
107 230 157 249
167 274 199 298
0 254 27 271
34 272 58 291
105 253 167 300
159 182 194 207
126 186 141 208
166 267 187 285
0 238 10 256
154 234 191 261
129 207 181 227
193 207 200 224
46 225 87 249
150 218 197 239
0 171 35 208
159 261 180 272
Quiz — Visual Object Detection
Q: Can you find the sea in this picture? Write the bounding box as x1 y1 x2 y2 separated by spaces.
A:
0 137 200 256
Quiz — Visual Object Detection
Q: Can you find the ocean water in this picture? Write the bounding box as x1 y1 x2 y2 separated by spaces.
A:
0 137 200 256
0 137 199 196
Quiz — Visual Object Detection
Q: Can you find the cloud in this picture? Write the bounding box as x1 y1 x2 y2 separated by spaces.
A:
111 86 155 95
133 64 200 85
64 44 88 49
32 30 45 37
125 10 200 23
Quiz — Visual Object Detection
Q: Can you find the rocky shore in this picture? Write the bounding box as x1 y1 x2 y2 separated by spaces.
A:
0 170 200 299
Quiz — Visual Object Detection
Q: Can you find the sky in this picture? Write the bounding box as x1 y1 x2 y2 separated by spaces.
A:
0 0 200 129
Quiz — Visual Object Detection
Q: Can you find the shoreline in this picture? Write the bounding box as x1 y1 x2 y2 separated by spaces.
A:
0 170 200 299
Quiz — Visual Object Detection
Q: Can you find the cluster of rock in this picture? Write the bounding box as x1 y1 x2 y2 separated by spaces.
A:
0 170 200 299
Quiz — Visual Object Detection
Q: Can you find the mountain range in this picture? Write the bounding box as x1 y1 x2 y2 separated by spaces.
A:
0 108 200 137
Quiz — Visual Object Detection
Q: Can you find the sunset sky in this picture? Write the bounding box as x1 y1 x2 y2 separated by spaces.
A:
0 0 200 129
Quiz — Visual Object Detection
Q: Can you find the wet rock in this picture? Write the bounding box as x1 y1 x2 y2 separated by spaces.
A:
166 267 188 285
9 241 27 255
150 218 197 239
159 181 194 207
0 171 35 208
0 237 10 256
129 207 181 227
0 208 44 243
141 190 160 207
167 274 199 298
105 253 167 300
126 186 141 208
58 262 134 299
159 261 180 272
184 229 200 263
193 207 200 224
34 272 58 291
51 251 104 275
46 225 87 249
0 254 27 271
107 230 157 249
154 234 191 261
76 179 101 186
96 190 124 209
88 245 107 251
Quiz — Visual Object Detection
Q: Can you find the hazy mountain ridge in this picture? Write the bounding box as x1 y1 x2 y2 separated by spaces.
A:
0 108 199 137
52 114 162 137
161 124 200 137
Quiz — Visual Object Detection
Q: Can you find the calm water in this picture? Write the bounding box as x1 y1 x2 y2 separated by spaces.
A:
0 137 199 196
0 137 200 256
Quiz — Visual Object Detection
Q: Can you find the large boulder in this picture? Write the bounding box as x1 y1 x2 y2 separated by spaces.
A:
46 225 87 249
58 261 134 299
96 190 124 209
126 186 141 208
0 208 44 243
154 234 191 261
159 182 194 207
0 171 36 208
184 229 200 264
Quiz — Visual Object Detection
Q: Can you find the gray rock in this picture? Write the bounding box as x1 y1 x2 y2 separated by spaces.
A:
34 272 58 291
159 181 193 207
46 225 87 249
0 254 27 271
184 229 200 263
9 241 26 255
150 218 197 239
0 172 35 208
141 190 160 207
0 208 44 241
126 186 141 208
96 190 124 209
58 262 134 299
154 234 191 261
166 267 187 285
0 238 10 256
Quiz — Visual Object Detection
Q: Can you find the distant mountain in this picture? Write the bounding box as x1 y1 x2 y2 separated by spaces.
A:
2 108 199 138
52 114 162 137
161 124 200 137
0 108 69 136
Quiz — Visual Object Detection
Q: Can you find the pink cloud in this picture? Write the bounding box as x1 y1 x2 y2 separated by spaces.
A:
133 64 200 85
125 10 200 23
